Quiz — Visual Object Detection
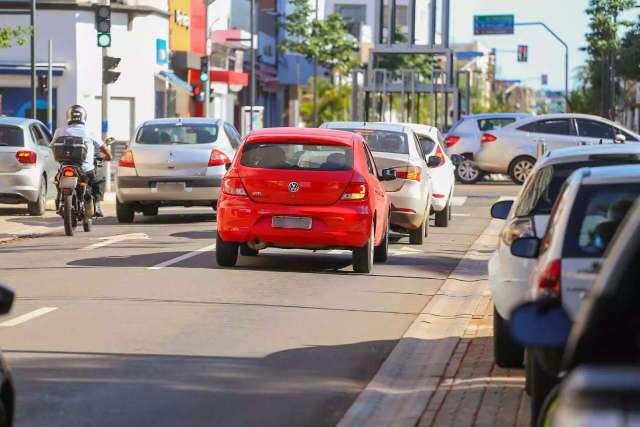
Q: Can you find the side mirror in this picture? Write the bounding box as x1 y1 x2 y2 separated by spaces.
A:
510 237 541 258
490 200 513 220
615 133 626 144
426 155 442 168
379 168 397 181
510 301 571 349
0 286 15 315
450 154 463 166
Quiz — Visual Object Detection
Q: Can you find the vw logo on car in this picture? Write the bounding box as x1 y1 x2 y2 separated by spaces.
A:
288 182 300 193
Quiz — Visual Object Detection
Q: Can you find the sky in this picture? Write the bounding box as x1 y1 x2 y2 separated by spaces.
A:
449 0 640 92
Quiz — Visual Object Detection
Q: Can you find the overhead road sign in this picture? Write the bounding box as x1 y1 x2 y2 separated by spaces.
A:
455 51 485 60
474 15 514 35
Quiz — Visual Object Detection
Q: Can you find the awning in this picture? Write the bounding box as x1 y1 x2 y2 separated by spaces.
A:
0 62 66 76
158 70 192 91
187 69 248 87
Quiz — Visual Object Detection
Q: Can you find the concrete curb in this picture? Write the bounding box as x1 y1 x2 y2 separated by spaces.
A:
337 218 503 427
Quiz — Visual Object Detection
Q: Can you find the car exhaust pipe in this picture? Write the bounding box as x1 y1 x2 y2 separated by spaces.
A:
248 239 268 250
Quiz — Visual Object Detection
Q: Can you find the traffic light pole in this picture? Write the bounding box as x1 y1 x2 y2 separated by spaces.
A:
203 0 210 118
47 40 53 131
102 0 111 193
30 0 36 120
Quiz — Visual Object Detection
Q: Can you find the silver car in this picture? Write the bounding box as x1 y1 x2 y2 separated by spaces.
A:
445 113 529 184
116 118 240 222
0 117 58 215
475 113 640 184
321 122 436 244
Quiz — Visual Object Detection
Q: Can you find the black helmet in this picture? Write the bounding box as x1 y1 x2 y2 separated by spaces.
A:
66 105 87 125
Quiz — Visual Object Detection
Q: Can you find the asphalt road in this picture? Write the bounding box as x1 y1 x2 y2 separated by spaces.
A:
0 183 519 427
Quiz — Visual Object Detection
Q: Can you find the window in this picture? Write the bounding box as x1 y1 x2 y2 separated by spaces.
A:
477 118 516 131
540 182 570 255
224 123 242 149
576 119 615 139
343 129 409 154
363 143 375 175
532 119 573 136
563 183 640 258
417 134 437 155
136 123 219 145
30 125 48 146
335 4 366 38
37 124 52 144
0 126 24 147
615 127 639 142
240 143 354 171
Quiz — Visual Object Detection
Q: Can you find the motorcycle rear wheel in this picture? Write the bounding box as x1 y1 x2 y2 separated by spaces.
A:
63 194 74 236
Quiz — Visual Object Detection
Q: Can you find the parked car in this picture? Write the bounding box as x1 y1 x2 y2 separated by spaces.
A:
216 127 393 273
0 285 16 427
488 144 640 369
0 117 58 215
115 118 240 222
403 123 458 227
510 201 640 427
509 164 640 424
444 113 529 184
321 122 437 243
475 113 640 184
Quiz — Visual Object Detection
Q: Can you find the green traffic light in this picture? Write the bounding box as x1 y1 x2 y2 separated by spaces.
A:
97 33 111 48
200 72 209 82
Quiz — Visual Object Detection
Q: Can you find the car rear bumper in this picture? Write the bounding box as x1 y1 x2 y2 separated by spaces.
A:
116 176 221 202
388 181 429 230
0 170 40 203
217 195 372 248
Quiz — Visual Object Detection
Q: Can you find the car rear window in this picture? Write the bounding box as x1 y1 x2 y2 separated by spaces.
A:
0 126 24 147
136 123 218 145
477 118 516 131
240 143 353 170
342 129 409 154
515 158 640 217
564 183 640 258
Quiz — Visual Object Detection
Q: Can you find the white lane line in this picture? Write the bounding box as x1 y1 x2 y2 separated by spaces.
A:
148 243 216 270
452 213 471 217
451 196 467 206
0 307 58 327
82 233 150 251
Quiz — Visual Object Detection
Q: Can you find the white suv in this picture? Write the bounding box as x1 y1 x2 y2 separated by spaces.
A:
488 144 640 368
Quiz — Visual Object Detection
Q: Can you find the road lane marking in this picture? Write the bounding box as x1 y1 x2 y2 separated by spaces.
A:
0 307 57 327
82 233 150 251
148 243 216 270
452 213 471 217
451 196 467 206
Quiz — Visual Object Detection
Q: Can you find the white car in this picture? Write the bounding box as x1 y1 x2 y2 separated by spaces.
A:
403 123 457 227
476 113 640 184
488 144 640 368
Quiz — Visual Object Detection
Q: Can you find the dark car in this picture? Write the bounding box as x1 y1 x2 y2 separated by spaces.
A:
0 286 15 427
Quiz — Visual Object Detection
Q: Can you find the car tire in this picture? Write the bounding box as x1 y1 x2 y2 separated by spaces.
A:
509 156 536 185
240 244 259 257
27 178 46 216
142 206 159 216
455 159 484 184
493 307 524 368
409 209 428 244
116 200 135 223
529 352 558 427
353 224 374 273
0 399 8 427
216 232 239 267
435 203 451 227
374 218 389 263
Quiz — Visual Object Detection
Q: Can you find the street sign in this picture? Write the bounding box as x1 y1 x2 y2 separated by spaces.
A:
474 15 515 35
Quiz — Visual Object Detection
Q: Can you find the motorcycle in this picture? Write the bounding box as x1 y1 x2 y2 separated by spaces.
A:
52 137 113 236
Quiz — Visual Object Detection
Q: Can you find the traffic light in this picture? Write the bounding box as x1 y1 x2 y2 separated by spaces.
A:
103 56 121 85
541 74 549 85
96 5 112 47
192 84 206 102
200 56 209 82
38 74 49 96
517 45 528 62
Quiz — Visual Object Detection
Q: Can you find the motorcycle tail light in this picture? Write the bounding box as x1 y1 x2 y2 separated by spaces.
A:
62 166 77 177
16 150 37 164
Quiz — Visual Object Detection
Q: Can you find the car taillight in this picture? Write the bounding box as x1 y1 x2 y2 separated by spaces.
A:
341 183 367 200
221 176 247 196
396 166 422 181
62 166 77 177
445 135 460 147
208 149 230 167
119 150 135 168
433 145 446 168
501 217 534 246
481 133 497 144
537 259 562 297
16 150 37 164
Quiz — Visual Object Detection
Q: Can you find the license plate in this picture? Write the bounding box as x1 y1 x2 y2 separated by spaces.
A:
272 216 312 230
156 182 185 192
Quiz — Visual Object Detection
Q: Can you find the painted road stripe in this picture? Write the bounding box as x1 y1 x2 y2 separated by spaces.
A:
148 243 216 270
82 233 150 251
0 307 57 327
451 196 467 206
452 213 471 217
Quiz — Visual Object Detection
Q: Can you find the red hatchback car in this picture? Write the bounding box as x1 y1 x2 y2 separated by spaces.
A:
216 127 395 273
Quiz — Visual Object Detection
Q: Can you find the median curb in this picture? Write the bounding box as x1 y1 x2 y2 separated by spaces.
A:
337 218 502 427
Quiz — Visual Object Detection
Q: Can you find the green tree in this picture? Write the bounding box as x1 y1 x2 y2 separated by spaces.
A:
0 26 31 48
377 31 433 79
618 21 640 81
300 77 351 124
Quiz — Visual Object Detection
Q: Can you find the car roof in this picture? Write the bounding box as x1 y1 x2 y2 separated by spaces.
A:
0 116 40 128
322 121 409 133
459 113 529 120
571 164 640 186
535 144 640 167
401 123 438 135
245 127 357 146
140 117 221 126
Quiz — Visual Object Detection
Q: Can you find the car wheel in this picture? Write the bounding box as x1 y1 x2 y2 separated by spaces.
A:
353 224 374 273
435 203 451 227
509 156 536 185
216 232 239 267
142 206 159 216
0 399 8 427
374 218 389 263
240 244 259 257
27 178 46 216
455 159 484 184
493 307 524 368
116 199 135 223
409 210 428 244
529 352 558 427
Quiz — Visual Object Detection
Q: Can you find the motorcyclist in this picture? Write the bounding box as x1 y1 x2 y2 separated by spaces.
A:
52 105 113 217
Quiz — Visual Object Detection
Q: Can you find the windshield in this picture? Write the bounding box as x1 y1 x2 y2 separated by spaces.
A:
136 123 219 145
240 143 354 170
0 126 24 147
341 129 409 154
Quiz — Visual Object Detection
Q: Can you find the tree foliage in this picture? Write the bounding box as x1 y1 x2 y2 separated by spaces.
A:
300 77 350 124
377 31 433 80
0 26 31 48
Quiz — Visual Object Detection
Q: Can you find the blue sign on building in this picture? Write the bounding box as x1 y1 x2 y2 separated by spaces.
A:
156 39 168 65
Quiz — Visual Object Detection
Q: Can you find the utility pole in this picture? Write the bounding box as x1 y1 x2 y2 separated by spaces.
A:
30 0 37 119
47 40 53 131
102 0 111 193
312 0 319 126
204 0 210 118
249 0 256 131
